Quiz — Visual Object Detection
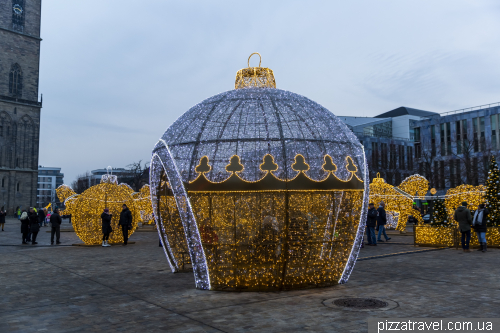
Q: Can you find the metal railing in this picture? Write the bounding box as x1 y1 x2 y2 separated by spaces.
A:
436 102 500 117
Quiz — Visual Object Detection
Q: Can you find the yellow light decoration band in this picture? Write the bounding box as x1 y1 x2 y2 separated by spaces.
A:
415 225 500 247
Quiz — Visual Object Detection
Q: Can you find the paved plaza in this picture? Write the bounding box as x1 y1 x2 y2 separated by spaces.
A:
1 217 499 332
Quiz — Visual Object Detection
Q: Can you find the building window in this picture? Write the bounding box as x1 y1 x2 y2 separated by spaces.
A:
431 125 436 157
414 127 421 142
456 121 462 154
439 161 445 189
12 0 25 32
1 178 4 188
480 117 485 151
446 123 451 156
440 124 445 155
389 144 396 169
473 118 479 152
9 63 23 97
16 182 20 192
399 145 405 170
381 143 388 168
492 114 499 150
371 142 378 169
407 146 413 170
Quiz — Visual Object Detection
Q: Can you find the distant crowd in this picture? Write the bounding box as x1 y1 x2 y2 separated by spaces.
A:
363 200 489 252
17 207 63 245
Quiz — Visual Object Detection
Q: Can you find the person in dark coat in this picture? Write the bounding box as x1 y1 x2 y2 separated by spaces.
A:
38 208 46 227
50 208 62 245
454 201 472 252
376 201 391 242
118 204 132 245
366 203 378 246
101 208 113 247
473 203 489 252
29 208 40 245
20 210 30 244
0 206 6 231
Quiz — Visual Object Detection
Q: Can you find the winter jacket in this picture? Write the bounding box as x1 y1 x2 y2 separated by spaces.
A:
366 208 378 227
454 206 472 232
376 206 387 226
37 209 46 223
473 208 489 233
50 212 62 228
119 208 132 226
29 212 39 233
101 212 113 234
20 214 30 233
0 210 5 223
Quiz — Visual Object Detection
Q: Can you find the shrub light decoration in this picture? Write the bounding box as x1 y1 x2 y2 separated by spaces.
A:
369 174 427 231
56 173 144 245
150 54 368 291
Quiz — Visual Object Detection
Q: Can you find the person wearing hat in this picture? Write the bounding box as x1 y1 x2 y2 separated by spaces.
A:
101 208 112 247
454 201 472 253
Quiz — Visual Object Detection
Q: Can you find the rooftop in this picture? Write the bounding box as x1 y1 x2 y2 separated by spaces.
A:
375 106 439 118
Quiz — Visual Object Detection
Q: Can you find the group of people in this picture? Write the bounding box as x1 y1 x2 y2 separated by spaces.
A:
100 204 133 247
364 201 392 246
20 207 62 245
455 201 489 253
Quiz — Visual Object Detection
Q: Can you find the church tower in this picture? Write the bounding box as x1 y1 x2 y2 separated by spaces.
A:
0 0 42 213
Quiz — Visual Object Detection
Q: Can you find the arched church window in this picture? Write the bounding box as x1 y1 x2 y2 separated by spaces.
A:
16 182 20 192
2 178 5 188
9 63 23 97
12 1 25 32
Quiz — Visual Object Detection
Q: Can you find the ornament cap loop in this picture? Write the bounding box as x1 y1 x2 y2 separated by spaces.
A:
247 52 262 67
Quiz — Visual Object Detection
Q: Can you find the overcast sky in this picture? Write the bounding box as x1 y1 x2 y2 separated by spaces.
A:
38 0 500 183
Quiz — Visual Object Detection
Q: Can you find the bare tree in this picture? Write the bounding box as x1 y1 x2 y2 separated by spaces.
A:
122 160 150 191
453 137 492 186
71 171 92 194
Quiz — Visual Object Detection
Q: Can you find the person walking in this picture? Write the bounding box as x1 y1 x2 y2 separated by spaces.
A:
101 208 112 247
50 208 62 245
38 208 46 228
20 210 30 244
377 201 391 242
119 204 132 246
0 207 6 231
454 201 472 253
366 203 378 246
472 203 489 253
29 208 40 245
16 206 21 220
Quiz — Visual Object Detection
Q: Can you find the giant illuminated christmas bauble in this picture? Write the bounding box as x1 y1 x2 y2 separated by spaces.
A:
150 53 368 291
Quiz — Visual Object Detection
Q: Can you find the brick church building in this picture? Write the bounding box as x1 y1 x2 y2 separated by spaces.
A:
0 0 42 214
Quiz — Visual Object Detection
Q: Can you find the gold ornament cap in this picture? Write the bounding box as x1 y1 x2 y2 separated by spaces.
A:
235 53 276 89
